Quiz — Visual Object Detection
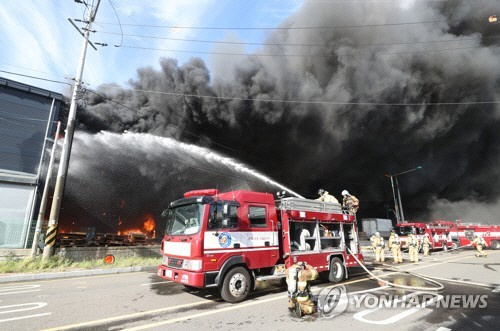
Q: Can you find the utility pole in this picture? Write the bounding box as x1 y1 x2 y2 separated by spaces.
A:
31 121 61 257
395 177 405 223
43 0 101 259
388 175 401 224
384 166 422 227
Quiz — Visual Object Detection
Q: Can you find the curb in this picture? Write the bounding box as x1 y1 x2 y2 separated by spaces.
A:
0 265 158 283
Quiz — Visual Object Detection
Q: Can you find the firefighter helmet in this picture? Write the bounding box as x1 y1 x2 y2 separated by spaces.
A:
318 189 325 196
342 190 349 196
375 232 380 237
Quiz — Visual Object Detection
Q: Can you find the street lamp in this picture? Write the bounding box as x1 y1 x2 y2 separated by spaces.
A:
384 166 423 224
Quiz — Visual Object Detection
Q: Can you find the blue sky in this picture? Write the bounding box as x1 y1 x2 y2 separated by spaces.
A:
0 0 302 95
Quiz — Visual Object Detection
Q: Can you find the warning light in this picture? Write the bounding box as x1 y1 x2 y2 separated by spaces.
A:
104 255 115 264
489 15 498 23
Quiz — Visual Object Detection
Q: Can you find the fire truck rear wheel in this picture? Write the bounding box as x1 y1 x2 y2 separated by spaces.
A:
451 241 459 250
328 257 345 283
492 241 500 250
220 266 251 303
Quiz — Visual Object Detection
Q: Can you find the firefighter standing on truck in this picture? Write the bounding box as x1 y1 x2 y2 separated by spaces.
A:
341 190 359 214
286 261 319 317
423 233 431 257
389 230 403 263
316 189 339 203
372 232 385 262
408 233 420 262
472 234 488 257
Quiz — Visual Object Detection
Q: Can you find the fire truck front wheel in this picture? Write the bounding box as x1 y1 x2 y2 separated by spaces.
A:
328 257 345 283
220 266 251 303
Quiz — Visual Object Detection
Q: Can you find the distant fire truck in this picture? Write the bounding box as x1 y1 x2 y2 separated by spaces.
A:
157 189 364 303
394 222 453 251
457 224 500 250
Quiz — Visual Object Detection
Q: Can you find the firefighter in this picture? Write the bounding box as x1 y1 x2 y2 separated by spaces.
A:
408 233 419 263
316 189 339 203
286 261 319 317
390 233 403 263
370 233 377 254
372 232 385 262
472 234 488 257
422 233 431 257
341 190 359 214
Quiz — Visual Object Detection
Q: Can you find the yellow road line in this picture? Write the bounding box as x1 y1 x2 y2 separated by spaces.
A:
44 250 495 331
39 300 214 331
0 271 153 286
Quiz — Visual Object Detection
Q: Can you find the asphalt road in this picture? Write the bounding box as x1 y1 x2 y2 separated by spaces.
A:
1 248 499 331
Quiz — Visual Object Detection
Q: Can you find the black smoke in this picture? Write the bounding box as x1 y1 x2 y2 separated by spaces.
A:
61 1 500 234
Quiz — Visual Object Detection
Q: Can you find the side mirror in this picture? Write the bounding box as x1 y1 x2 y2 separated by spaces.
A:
161 209 168 217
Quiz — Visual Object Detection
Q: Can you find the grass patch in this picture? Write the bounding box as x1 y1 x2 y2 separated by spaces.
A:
0 254 161 274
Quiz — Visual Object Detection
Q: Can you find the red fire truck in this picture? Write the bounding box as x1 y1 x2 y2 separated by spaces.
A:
394 222 453 251
157 189 364 303
457 224 500 250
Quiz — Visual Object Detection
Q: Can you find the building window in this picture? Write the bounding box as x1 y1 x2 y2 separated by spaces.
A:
248 206 266 228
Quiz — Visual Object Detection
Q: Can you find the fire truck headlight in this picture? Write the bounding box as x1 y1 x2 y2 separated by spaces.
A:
182 259 202 271
162 256 168 265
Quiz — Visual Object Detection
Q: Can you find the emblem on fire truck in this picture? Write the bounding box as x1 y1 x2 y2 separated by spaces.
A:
218 232 232 248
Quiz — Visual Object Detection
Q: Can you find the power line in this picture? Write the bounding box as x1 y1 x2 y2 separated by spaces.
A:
96 30 498 47
94 83 500 107
0 70 72 86
94 19 448 30
0 62 69 79
116 44 482 58
106 0 123 47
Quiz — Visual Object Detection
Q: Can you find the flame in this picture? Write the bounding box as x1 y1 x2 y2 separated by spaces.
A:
144 215 156 232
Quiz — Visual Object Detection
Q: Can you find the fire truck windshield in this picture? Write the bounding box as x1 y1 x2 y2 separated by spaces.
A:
395 226 414 236
165 203 204 236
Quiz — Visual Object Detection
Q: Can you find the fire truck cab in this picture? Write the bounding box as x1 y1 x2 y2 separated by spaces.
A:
394 222 453 251
157 189 364 303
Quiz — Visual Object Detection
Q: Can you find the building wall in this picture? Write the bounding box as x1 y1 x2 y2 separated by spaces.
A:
0 77 63 248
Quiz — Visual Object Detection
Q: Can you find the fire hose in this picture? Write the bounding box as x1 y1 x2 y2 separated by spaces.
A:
346 247 444 292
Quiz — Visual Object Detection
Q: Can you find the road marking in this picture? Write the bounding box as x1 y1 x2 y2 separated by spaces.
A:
121 295 288 331
0 312 52 323
43 250 492 330
414 276 497 289
0 271 154 286
140 281 172 286
0 302 48 315
0 285 41 296
353 292 443 325
40 300 215 331
436 328 451 331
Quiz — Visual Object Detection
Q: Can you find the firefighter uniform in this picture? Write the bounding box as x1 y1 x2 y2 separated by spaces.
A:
286 262 319 316
370 234 377 254
341 190 359 214
472 235 488 257
316 189 339 203
423 234 431 257
373 232 385 262
408 233 419 262
390 234 403 263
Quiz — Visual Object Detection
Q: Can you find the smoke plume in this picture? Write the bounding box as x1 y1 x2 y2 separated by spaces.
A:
62 0 500 233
